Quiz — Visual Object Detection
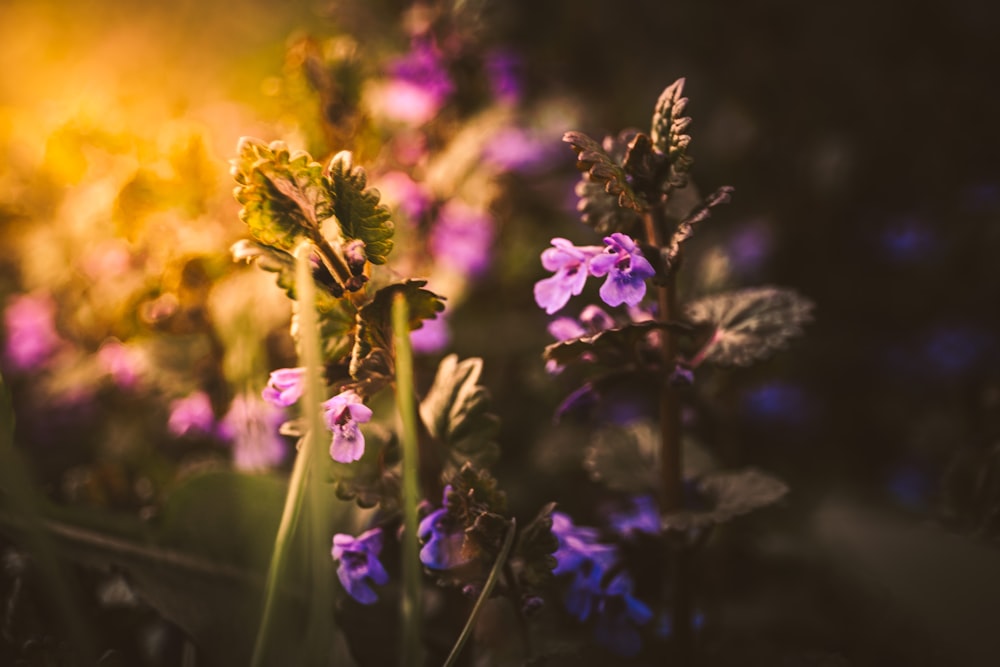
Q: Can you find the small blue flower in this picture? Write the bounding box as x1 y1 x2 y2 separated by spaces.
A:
592 571 654 657
331 528 389 605
322 390 373 463
534 238 604 314
418 486 472 570
589 233 655 308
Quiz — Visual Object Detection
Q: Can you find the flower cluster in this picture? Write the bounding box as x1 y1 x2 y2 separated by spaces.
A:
551 512 653 656
534 233 654 315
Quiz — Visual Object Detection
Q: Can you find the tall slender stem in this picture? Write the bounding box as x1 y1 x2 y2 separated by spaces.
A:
393 293 424 667
642 211 683 512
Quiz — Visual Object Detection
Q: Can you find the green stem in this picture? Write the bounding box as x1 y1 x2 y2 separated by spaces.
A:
298 242 335 653
442 520 517 667
250 241 332 666
393 293 423 667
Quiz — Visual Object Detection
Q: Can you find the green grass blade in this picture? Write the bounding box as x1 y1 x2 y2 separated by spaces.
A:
392 292 424 667
442 519 517 667
250 240 331 666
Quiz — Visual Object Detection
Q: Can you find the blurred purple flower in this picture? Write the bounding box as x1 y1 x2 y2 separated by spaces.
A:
551 512 652 656
534 238 604 314
589 233 655 308
418 486 471 570
606 495 660 540
262 367 306 407
551 511 612 576
97 338 144 389
741 381 812 426
548 317 587 342
591 571 654 657
726 220 773 276
879 217 936 263
323 389 373 463
377 39 454 125
921 324 992 377
3 293 62 371
167 391 218 438
483 127 557 173
887 464 932 512
411 314 450 354
484 49 522 103
430 201 495 277
331 527 390 605
218 393 287 471
376 171 431 222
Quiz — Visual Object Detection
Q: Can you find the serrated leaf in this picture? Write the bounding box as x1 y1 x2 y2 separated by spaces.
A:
513 502 559 592
583 422 659 493
419 355 501 475
662 186 734 274
685 287 815 367
563 131 646 213
660 468 789 531
231 239 342 311
543 321 691 369
650 78 694 178
574 179 644 236
232 138 331 252
349 281 445 395
584 422 719 494
325 151 394 264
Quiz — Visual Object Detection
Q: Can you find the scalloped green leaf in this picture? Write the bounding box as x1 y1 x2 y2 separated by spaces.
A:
685 287 814 367
582 422 659 493
325 151 394 264
349 281 445 395
231 137 331 252
543 320 691 369
563 131 646 213
650 78 693 178
419 356 501 475
660 468 789 532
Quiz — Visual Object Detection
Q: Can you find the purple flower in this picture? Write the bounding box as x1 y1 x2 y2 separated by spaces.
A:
3 293 62 371
97 338 144 389
484 49 522 104
589 233 655 308
411 313 450 354
323 390 373 463
418 486 472 570
551 512 612 576
218 393 287 471
262 367 306 407
331 528 390 605
534 238 604 314
591 571 654 657
167 391 218 438
606 496 660 540
376 171 431 222
375 39 454 125
482 127 556 173
429 201 495 277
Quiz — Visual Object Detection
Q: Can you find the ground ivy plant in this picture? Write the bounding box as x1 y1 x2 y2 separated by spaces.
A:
233 78 812 666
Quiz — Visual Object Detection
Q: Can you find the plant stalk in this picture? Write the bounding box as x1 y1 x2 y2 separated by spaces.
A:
393 293 424 667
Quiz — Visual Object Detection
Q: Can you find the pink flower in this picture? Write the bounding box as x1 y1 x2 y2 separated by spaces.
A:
219 393 287 471
167 391 218 438
262 367 306 407
3 293 62 371
323 390 373 463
